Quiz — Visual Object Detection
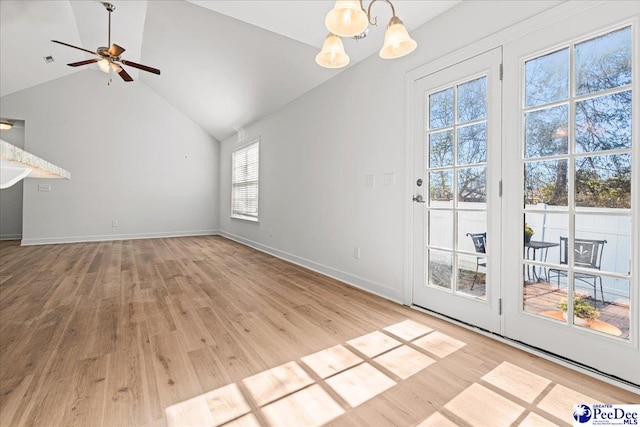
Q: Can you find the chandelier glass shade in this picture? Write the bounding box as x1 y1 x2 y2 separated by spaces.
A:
379 16 417 59
316 33 351 68
318 0 417 68
325 1 369 37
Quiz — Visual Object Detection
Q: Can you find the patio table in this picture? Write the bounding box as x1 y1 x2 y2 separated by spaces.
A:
525 241 560 282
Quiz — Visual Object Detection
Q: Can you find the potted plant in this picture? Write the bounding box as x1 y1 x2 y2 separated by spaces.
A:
559 297 600 326
524 223 534 244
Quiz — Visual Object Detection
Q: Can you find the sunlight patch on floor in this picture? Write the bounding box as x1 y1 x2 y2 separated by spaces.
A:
164 319 595 426
444 383 526 426
518 412 561 426
300 344 363 379
261 384 345 427
413 330 467 358
165 393 219 426
166 320 596 426
325 362 397 407
482 361 551 403
346 330 402 358
384 319 433 341
205 383 253 426
242 361 314 406
415 362 602 426
537 384 602 421
166 319 470 426
165 383 252 426
222 413 261 427
416 411 460 427
373 345 435 379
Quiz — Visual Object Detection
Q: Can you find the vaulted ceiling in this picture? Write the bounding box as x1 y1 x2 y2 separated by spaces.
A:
0 0 459 141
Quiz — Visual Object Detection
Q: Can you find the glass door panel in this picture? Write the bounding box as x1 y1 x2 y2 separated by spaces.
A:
520 26 633 339
413 47 502 333
427 75 489 299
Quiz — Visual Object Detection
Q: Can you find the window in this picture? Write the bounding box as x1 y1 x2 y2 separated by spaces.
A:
426 75 490 300
520 26 633 339
231 139 259 221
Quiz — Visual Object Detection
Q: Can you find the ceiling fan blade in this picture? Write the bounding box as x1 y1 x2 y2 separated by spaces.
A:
108 44 126 57
120 59 161 75
51 40 98 56
117 66 134 82
67 59 100 67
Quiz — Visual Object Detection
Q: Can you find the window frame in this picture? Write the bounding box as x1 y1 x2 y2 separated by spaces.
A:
230 138 260 222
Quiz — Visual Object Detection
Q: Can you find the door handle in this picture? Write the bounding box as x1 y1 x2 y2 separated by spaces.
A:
413 195 425 203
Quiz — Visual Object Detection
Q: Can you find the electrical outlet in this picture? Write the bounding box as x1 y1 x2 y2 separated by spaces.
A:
269 227 273 237
353 246 360 259
383 173 395 187
38 184 52 192
112 220 118 227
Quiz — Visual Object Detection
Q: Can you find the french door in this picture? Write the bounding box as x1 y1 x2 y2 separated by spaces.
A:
502 4 639 384
410 3 638 385
412 48 502 333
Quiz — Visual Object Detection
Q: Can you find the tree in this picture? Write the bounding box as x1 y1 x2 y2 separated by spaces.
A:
523 27 632 209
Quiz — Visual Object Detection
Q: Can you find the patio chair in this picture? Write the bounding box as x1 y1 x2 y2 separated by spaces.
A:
466 232 486 289
547 237 607 304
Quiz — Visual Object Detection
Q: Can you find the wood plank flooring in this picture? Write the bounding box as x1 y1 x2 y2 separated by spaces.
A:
0 236 637 426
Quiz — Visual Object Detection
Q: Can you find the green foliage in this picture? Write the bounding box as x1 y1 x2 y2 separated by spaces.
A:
559 297 600 320
575 169 631 208
524 223 534 237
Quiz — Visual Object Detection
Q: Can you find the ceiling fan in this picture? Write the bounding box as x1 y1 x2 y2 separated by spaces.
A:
51 2 160 82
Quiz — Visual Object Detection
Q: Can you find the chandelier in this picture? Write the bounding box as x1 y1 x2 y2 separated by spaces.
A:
316 0 418 68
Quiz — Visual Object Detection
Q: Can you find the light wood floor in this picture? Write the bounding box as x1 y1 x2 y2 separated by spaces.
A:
0 236 636 427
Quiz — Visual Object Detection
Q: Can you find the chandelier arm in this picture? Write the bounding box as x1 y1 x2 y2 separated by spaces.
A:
366 0 396 26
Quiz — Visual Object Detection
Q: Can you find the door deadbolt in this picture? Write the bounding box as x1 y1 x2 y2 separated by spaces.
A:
416 178 423 187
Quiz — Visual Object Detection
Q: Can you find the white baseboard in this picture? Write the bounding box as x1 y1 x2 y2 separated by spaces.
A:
218 230 403 303
20 229 219 246
0 234 22 241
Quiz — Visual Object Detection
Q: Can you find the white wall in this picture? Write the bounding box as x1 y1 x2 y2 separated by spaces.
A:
0 70 219 244
0 121 25 240
218 1 562 302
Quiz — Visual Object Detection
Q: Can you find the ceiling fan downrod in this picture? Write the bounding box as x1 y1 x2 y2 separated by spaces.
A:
102 2 115 47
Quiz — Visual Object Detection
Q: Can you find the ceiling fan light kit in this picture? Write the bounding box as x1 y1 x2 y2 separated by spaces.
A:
98 58 111 73
51 2 160 84
317 0 418 68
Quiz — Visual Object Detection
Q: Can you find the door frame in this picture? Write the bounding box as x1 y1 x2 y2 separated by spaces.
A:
403 0 640 386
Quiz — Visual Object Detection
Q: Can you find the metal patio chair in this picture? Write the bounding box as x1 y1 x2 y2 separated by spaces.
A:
547 237 607 304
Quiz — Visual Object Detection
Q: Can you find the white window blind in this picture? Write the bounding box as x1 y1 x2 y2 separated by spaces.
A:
231 140 259 220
